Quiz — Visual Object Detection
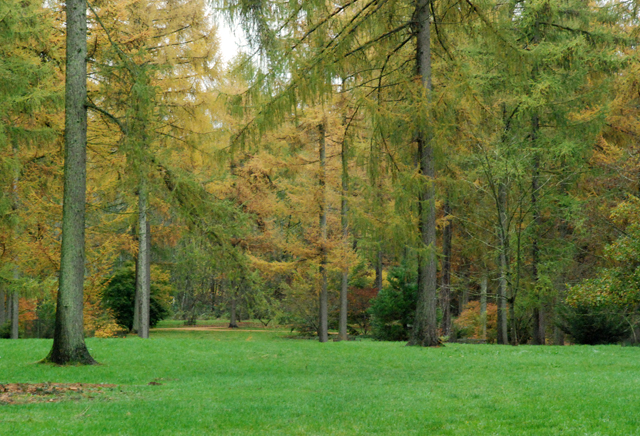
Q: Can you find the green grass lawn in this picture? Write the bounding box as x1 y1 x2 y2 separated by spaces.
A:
1 328 639 435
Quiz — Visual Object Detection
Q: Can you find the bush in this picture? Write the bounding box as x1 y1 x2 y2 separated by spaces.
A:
346 287 378 335
31 298 56 338
369 266 416 341
101 267 170 331
558 304 630 345
452 301 497 343
0 321 10 339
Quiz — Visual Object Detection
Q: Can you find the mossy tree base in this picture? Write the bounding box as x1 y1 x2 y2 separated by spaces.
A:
43 345 97 366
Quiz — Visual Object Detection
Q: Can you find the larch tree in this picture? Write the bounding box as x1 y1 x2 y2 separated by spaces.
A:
215 0 487 346
87 0 220 337
454 0 620 344
0 0 63 340
45 0 96 364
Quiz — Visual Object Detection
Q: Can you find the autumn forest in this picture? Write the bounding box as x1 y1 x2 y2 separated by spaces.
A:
3 0 640 366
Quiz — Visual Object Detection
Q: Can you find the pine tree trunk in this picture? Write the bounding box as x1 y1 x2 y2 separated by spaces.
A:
460 289 470 313
409 0 438 347
137 178 150 339
46 0 95 364
531 114 544 345
480 275 488 340
318 122 328 343
497 181 509 345
509 295 517 345
133 264 140 333
338 128 349 341
440 199 452 337
375 250 383 292
10 291 19 339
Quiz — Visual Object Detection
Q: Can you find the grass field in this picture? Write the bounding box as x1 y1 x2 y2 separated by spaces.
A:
1 327 640 435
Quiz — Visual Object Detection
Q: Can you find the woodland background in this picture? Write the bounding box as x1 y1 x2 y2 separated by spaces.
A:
3 0 640 346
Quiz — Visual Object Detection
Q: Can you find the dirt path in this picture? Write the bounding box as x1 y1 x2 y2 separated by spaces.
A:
152 326 280 332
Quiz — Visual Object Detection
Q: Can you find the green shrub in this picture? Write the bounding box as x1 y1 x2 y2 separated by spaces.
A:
0 321 10 339
369 266 416 341
32 298 56 338
558 304 630 345
101 267 170 331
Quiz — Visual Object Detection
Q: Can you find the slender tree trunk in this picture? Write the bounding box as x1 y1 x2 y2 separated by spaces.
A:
409 0 438 347
318 122 328 343
229 286 238 328
553 311 565 345
530 114 545 345
217 279 225 318
497 181 509 345
10 150 19 340
375 249 383 292
133 262 140 333
46 0 95 364
338 127 349 341
137 178 150 339
11 290 19 339
509 295 517 345
441 199 452 337
552 171 572 346
210 278 217 313
480 275 488 340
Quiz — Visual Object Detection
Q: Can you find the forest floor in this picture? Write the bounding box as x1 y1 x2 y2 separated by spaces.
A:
1 326 640 435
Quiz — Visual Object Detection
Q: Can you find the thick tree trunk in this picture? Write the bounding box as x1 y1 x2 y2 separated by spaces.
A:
11 291 19 339
440 200 452 337
46 0 95 364
338 129 349 341
137 179 150 339
409 0 438 347
480 275 488 340
497 181 509 345
318 122 328 343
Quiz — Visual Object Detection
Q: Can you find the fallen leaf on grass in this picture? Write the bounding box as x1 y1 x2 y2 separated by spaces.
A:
0 383 117 405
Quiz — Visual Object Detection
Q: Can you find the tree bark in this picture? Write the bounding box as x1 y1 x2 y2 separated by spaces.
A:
133 262 140 333
409 0 439 347
46 0 95 364
137 178 150 339
530 113 545 345
480 274 488 340
338 126 349 341
441 199 452 337
10 291 19 339
318 122 328 343
497 181 509 345
375 249 383 292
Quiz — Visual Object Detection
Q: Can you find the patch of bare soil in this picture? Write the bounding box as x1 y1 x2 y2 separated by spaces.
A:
152 327 275 332
0 383 117 405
